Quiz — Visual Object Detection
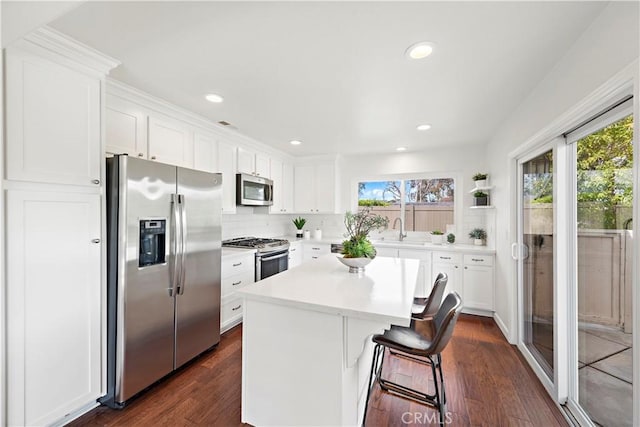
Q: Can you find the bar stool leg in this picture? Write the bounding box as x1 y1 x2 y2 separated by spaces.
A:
362 344 383 427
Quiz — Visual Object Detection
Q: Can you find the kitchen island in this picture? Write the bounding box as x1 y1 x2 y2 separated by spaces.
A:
238 254 420 426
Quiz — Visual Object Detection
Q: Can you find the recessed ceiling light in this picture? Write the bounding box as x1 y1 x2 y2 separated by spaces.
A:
416 124 432 131
396 147 407 152
290 140 302 146
205 93 224 103
405 41 434 60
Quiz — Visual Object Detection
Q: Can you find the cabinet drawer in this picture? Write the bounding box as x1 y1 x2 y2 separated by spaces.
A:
464 254 493 266
221 296 244 323
222 254 254 278
305 244 331 255
432 252 461 264
221 270 254 297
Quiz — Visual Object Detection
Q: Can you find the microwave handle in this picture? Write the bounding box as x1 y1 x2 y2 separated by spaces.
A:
266 184 273 202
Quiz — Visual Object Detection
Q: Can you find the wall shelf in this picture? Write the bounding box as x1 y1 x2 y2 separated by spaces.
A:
468 185 494 194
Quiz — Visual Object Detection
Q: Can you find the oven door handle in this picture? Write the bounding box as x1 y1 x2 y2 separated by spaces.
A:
259 251 289 262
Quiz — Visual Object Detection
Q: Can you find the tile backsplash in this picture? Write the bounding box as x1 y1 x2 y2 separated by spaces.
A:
222 209 494 247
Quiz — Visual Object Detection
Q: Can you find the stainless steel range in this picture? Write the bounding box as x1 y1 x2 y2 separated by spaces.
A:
222 237 290 281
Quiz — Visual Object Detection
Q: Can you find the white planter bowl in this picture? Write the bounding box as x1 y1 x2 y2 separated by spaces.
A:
431 234 444 245
474 239 484 246
337 256 372 273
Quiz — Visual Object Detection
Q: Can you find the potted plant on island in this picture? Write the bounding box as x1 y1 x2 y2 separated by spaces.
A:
430 230 444 244
339 208 389 273
292 216 306 239
469 228 487 246
473 173 488 188
473 191 489 206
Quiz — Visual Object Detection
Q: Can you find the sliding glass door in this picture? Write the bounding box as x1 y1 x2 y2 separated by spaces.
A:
566 104 634 426
519 148 556 382
516 97 636 426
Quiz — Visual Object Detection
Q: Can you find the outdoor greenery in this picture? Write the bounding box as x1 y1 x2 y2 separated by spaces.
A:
358 199 391 207
529 115 633 229
342 208 389 258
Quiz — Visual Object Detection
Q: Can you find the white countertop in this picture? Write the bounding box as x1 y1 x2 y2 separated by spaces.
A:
238 254 420 326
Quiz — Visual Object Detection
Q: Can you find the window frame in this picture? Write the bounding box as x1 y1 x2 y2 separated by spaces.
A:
350 171 463 236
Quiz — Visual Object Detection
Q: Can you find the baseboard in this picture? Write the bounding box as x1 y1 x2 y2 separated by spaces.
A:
221 316 243 334
51 400 100 427
493 312 514 344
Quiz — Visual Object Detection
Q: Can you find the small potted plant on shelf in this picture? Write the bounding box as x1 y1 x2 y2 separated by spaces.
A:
473 191 489 206
430 230 444 245
469 228 487 246
473 173 488 188
339 208 389 273
292 216 306 239
447 233 456 244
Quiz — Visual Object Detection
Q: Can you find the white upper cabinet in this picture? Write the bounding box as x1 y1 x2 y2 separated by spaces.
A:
237 147 270 178
5 48 101 187
105 94 147 158
269 158 294 214
282 162 295 213
294 160 337 213
218 140 237 213
193 132 218 173
148 116 194 168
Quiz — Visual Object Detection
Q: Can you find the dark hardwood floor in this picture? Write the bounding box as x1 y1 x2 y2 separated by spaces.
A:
70 315 568 426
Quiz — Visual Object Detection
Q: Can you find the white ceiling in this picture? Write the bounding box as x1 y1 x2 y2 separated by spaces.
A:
49 1 607 156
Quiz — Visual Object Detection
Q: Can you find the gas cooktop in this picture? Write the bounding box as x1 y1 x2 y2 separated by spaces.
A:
222 237 290 253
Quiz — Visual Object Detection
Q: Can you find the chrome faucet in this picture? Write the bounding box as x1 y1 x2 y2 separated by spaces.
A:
393 217 407 241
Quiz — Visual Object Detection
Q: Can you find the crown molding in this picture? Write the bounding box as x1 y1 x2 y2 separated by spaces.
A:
106 78 293 160
20 26 120 76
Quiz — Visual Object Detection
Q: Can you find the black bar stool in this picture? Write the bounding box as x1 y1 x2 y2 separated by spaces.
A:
412 272 448 321
362 292 462 426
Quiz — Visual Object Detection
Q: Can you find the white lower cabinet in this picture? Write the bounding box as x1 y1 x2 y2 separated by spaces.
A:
462 255 494 311
221 252 255 331
7 190 102 426
288 241 303 268
432 251 494 313
302 242 331 262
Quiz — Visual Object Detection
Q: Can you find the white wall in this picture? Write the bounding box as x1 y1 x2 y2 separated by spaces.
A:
339 146 493 244
486 2 640 342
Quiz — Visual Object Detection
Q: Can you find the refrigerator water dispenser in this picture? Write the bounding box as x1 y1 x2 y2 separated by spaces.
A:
139 219 166 267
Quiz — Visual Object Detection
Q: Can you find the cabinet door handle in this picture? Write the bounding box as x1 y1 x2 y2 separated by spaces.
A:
232 262 242 267
138 153 144 157
471 258 483 262
455 265 459 268
151 156 157 160
290 248 296 252
232 305 242 311
91 238 100 244
232 280 242 286
440 256 451 260
464 266 468 269
91 179 100 185
312 247 321 251
312 256 318 259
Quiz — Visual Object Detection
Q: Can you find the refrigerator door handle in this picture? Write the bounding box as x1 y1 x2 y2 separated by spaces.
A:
178 194 188 295
170 194 181 297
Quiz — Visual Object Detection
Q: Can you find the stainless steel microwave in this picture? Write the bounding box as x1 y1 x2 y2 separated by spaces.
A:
236 173 274 206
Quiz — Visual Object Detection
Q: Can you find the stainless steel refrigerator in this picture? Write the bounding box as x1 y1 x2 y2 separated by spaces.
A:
103 155 222 408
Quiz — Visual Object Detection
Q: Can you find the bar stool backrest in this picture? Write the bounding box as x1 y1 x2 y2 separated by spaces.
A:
417 272 448 319
427 292 463 355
